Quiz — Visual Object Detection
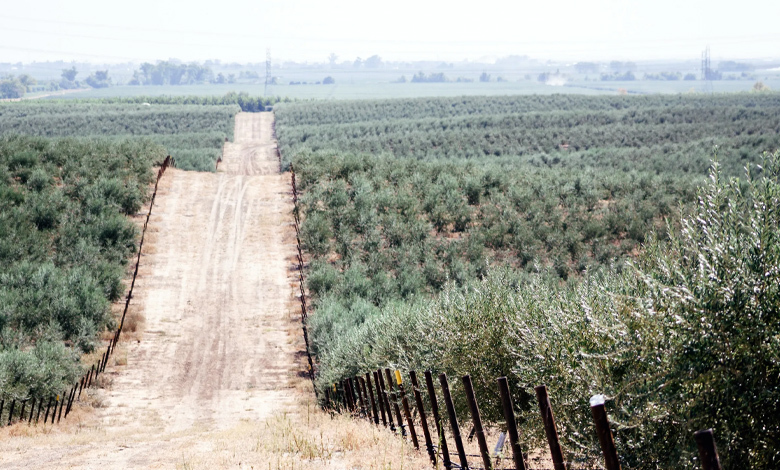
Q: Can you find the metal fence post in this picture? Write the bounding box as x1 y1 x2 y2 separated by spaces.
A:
7 399 15 426
410 370 437 465
385 368 406 436
43 397 52 424
590 395 621 470
365 372 380 425
377 369 396 431
462 375 492 470
373 371 388 427
425 370 452 469
694 429 722 470
535 385 567 470
498 377 527 470
397 372 420 449
439 373 469 469
354 377 367 418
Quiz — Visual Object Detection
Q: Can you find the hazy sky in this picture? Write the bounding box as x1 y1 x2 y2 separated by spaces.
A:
1 0 779 64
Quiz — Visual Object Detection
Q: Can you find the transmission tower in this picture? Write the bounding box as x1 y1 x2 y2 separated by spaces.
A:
701 46 714 93
264 49 272 97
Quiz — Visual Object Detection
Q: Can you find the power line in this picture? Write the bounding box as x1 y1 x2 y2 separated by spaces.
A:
3 13 778 48
0 25 268 52
0 45 141 62
0 14 269 40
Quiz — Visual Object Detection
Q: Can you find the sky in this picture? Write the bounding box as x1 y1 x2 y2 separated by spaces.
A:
1 0 779 64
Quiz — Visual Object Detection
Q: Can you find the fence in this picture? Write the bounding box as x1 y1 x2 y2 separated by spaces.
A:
321 368 723 470
275 122 721 469
0 156 175 428
286 155 317 396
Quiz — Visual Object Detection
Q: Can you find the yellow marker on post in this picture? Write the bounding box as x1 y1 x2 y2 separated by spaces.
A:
56 395 60 401
395 370 403 385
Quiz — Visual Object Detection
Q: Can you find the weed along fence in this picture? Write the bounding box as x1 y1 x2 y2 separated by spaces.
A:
321 368 724 470
0 156 175 428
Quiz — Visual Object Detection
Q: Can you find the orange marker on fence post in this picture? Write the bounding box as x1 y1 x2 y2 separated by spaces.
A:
385 368 406 437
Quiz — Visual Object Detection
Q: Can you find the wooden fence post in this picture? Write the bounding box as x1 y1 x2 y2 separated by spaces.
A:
535 385 567 470
462 375 492 470
590 395 621 470
439 373 469 469
498 377 527 470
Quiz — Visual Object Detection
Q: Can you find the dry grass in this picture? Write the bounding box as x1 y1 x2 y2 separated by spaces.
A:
0 387 433 469
122 305 145 335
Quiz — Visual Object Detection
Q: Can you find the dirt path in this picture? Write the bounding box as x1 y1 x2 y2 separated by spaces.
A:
0 112 430 470
0 113 303 468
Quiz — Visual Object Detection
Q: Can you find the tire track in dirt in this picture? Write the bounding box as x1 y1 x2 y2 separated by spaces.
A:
0 113 301 469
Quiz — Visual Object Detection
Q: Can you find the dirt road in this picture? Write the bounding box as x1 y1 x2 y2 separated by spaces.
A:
0 112 303 468
0 112 430 470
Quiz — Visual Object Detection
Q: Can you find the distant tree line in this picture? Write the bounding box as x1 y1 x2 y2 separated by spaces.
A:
410 71 448 83
129 61 214 86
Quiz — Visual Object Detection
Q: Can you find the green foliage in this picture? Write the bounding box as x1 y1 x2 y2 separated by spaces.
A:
0 135 161 401
279 95 780 467
85 70 112 88
129 61 213 86
314 154 780 468
0 76 26 99
0 100 240 171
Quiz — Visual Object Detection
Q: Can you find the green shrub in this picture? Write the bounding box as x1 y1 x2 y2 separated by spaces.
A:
314 154 780 469
0 135 159 400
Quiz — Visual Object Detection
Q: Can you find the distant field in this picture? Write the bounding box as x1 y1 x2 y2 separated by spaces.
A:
50 77 780 100
0 101 238 171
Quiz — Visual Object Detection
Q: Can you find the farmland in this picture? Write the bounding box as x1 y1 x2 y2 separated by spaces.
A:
276 93 780 468
0 134 162 404
0 98 244 171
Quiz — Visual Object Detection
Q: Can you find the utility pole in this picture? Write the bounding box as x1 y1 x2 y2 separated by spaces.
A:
264 48 272 97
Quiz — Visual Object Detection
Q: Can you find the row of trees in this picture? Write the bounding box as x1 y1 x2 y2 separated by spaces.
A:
0 99 241 170
0 135 162 402
275 94 780 467
311 155 780 469
128 61 213 86
0 68 112 99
